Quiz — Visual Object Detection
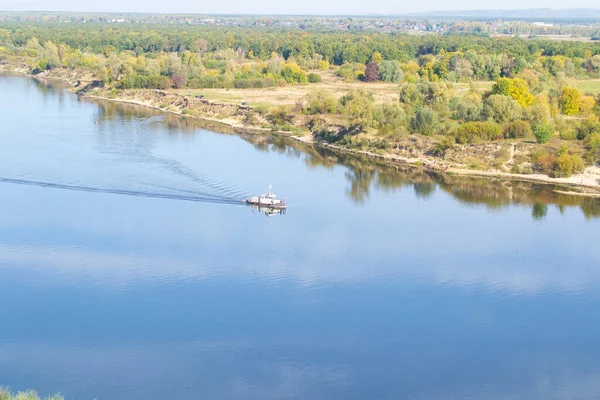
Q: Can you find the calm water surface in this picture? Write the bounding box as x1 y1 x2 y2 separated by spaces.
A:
1 76 600 400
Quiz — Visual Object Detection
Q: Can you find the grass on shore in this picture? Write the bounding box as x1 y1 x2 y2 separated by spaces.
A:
0 387 64 400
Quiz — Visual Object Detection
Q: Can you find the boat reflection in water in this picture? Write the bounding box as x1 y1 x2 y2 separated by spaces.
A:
249 204 286 217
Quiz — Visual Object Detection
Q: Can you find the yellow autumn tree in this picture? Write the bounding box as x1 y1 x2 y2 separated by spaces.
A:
579 95 595 116
559 87 581 116
371 52 383 64
490 78 534 107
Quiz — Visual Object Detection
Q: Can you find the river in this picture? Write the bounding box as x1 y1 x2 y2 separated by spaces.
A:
1 75 600 400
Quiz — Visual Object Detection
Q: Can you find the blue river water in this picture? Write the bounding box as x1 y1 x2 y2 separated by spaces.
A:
1 75 600 400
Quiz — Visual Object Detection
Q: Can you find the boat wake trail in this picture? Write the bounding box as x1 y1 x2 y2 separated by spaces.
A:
0 177 246 205
101 148 252 200
144 155 251 199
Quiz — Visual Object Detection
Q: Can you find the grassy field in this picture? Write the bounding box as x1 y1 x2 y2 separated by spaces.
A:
175 70 400 107
173 71 498 109
576 79 600 94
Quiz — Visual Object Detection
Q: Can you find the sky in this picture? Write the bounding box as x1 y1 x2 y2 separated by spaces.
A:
1 0 600 15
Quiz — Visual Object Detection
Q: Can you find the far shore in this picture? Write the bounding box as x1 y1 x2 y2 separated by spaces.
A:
2 64 600 197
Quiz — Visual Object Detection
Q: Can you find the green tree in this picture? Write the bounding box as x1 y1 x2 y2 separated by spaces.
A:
378 60 404 82
584 132 600 162
411 107 439 136
534 122 553 144
42 40 60 68
451 93 483 122
342 91 374 131
373 103 407 135
483 94 523 123
24 37 42 56
451 57 474 81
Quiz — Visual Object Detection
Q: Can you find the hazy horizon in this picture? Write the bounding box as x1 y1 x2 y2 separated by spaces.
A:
2 0 600 15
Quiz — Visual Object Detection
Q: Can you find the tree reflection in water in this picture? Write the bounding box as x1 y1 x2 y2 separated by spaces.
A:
245 135 600 220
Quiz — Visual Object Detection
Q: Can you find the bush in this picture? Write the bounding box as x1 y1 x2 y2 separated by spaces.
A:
560 130 578 141
502 120 532 139
432 135 456 156
307 73 322 83
452 121 502 144
576 116 600 140
532 150 556 174
558 119 578 140
306 90 337 114
32 58 49 73
281 63 307 84
335 63 357 81
533 122 553 144
554 152 585 177
267 106 294 127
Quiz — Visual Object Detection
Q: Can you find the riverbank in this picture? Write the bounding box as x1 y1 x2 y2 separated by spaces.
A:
2 62 600 196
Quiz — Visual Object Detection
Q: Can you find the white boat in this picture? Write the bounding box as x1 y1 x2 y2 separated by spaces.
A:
246 185 287 209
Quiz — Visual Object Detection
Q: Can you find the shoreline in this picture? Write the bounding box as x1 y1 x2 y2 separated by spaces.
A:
3 65 600 197
83 92 600 197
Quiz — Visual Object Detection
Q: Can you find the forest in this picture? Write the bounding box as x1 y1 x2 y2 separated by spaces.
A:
2 19 600 178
